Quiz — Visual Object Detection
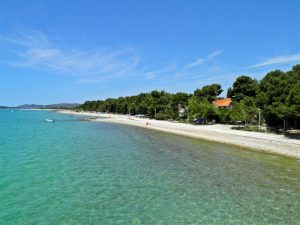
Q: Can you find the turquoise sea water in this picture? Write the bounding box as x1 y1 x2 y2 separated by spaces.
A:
0 109 299 225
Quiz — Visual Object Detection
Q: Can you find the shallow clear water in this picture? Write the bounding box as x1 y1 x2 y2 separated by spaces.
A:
0 109 299 225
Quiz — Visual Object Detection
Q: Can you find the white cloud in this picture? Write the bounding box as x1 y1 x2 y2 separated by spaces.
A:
250 53 300 68
173 50 223 78
143 65 177 80
1 32 140 82
144 72 156 80
0 32 227 88
186 50 223 68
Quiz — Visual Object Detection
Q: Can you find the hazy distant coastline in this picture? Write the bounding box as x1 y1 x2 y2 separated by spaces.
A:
1 103 80 109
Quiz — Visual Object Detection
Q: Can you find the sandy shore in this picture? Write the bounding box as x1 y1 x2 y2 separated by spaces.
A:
58 110 300 159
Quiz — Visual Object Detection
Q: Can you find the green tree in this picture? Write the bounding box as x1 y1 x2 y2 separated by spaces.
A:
217 108 230 123
255 65 300 128
227 75 259 101
188 96 217 121
194 84 223 102
76 65 300 128
286 81 300 117
257 67 300 127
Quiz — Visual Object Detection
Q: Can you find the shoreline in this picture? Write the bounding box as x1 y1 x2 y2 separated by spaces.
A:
58 110 300 159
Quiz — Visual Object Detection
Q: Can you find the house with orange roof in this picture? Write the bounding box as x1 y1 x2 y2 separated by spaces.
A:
213 98 233 109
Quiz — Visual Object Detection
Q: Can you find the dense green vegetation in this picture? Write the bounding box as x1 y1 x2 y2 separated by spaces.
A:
79 65 300 130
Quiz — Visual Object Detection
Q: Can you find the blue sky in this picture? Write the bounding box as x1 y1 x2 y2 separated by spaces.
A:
0 0 299 106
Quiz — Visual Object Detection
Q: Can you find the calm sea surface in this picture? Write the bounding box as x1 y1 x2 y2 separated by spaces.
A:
0 109 299 225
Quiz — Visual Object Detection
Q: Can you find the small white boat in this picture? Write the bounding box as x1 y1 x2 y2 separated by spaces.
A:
45 119 55 123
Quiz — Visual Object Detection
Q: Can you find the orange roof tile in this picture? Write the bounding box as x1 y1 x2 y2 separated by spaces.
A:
213 98 232 107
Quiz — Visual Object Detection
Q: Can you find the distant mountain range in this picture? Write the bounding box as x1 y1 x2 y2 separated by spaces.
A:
15 103 80 109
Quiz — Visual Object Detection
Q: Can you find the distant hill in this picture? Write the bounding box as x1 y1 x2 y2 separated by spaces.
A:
0 106 8 108
16 103 80 109
16 104 44 109
45 103 81 109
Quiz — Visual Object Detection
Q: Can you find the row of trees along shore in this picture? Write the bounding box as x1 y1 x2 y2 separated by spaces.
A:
78 65 300 130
